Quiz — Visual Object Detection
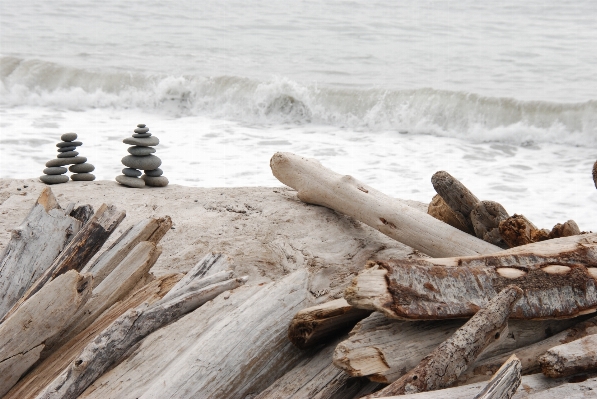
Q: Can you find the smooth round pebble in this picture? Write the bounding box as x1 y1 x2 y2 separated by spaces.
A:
69 163 95 173
46 156 87 167
121 154 161 170
142 175 169 187
137 123 146 128
132 133 152 138
123 136 159 146
127 146 156 156
71 173 96 181
40 174 69 184
61 132 78 142
57 141 82 148
58 146 77 152
57 151 79 158
144 168 163 177
123 167 142 177
134 127 150 134
116 175 145 188
43 167 68 175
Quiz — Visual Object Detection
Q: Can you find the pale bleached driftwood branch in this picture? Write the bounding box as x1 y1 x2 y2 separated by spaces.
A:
473 355 521 399
539 334 597 378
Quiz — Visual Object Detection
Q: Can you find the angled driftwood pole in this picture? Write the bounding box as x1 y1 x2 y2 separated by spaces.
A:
473 355 521 399
364 286 522 398
539 334 597 378
593 160 597 189
270 152 501 257
0 187 82 319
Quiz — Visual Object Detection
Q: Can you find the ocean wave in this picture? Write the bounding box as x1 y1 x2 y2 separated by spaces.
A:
1 56 595 146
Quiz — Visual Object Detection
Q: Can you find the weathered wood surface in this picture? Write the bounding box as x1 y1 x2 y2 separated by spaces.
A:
78 270 311 399
0 270 93 397
474 355 521 399
0 187 82 320
539 334 597 378
365 286 522 398
81 216 171 288
37 273 248 399
499 214 550 247
470 200 510 248
460 315 597 383
288 298 372 349
5 274 182 399
430 170 480 233
333 312 581 383
427 194 472 234
270 152 501 257
4 204 126 321
345 233 597 319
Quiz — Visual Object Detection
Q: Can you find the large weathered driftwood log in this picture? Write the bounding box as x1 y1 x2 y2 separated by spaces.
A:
539 334 597 378
0 270 93 397
4 204 125 321
345 233 597 320
365 286 522 398
270 152 501 257
473 355 521 399
0 187 82 320
333 312 581 383
288 298 372 349
37 272 248 399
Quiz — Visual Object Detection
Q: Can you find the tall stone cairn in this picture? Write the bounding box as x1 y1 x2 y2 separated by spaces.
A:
115 124 169 188
40 133 95 184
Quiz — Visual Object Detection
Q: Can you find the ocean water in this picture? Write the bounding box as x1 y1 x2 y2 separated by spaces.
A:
1 0 596 229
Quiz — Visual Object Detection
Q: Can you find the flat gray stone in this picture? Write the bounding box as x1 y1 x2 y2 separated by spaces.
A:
43 167 68 175
132 133 152 138
57 141 82 148
128 146 156 156
144 168 163 177
58 146 77 152
142 175 169 187
123 167 142 177
121 154 161 170
116 175 145 188
40 174 69 184
69 163 95 173
134 127 150 134
46 156 87 167
61 132 78 142
71 173 95 181
57 151 79 158
123 136 159 147
137 124 146 128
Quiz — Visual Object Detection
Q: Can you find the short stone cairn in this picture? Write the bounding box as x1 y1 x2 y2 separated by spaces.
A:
115 124 169 188
40 133 95 184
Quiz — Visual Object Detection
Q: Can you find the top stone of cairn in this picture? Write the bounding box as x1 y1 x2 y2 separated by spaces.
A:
61 132 78 142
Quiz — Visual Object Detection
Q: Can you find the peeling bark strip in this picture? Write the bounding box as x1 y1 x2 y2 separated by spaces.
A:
270 152 501 257
539 334 597 378
288 298 372 349
37 273 247 399
3 204 126 321
0 187 82 320
365 286 522 398
346 234 597 319
473 355 521 399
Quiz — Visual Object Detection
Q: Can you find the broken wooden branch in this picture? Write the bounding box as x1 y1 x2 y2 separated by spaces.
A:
430 170 481 233
0 187 82 320
364 286 522 398
270 152 501 257
473 355 521 399
427 194 472 234
0 270 93 397
288 298 372 349
539 334 597 378
345 233 597 319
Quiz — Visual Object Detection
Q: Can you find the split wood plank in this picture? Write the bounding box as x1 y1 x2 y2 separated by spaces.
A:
539 334 597 378
270 152 501 257
0 270 93 397
0 187 82 320
474 355 521 399
364 286 522 397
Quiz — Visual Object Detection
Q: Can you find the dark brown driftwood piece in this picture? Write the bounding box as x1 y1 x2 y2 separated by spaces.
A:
365 286 522 398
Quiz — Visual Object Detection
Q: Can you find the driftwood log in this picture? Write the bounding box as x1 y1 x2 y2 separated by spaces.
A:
333 312 582 383
0 271 93 397
288 298 372 349
0 187 83 319
593 160 597 189
345 233 597 319
427 194 471 233
539 334 597 378
473 355 521 399
365 286 522 398
270 152 501 257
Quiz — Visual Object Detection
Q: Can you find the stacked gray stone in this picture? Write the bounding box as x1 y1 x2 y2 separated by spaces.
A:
40 133 95 184
115 124 169 188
